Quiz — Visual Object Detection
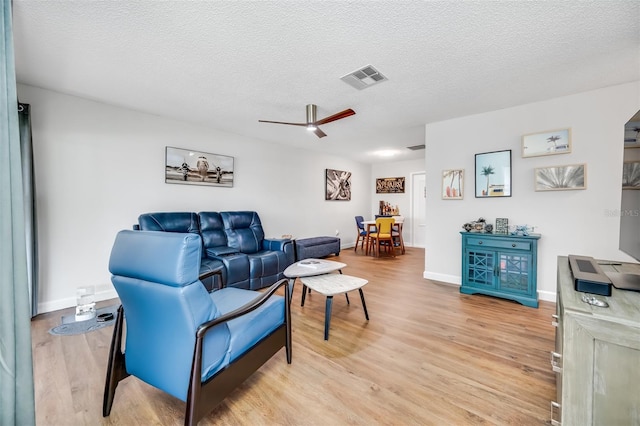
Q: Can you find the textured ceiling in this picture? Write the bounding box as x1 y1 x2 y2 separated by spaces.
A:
11 1 640 164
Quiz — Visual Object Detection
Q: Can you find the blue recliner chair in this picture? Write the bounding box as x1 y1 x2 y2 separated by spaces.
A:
103 230 291 426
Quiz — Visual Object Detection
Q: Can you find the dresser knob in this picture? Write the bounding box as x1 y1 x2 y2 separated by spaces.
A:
478 241 483 245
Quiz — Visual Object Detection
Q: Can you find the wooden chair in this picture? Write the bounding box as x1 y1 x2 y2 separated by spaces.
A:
391 216 405 254
354 216 368 252
367 217 395 257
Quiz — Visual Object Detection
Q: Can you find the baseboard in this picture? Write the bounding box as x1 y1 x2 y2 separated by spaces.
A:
537 290 555 303
424 271 460 285
423 272 556 304
37 288 118 315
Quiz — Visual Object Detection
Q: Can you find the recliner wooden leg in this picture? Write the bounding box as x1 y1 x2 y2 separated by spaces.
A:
103 305 129 417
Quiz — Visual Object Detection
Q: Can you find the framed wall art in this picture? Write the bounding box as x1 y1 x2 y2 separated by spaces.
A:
475 150 511 198
622 161 640 189
522 128 571 158
325 169 351 200
534 163 586 191
376 177 405 193
165 146 234 187
442 169 464 200
624 119 640 148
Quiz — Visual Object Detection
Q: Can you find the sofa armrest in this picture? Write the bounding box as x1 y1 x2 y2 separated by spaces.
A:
262 238 292 252
206 246 239 257
196 278 289 336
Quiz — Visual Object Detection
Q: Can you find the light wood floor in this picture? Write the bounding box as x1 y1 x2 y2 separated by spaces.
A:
32 247 556 425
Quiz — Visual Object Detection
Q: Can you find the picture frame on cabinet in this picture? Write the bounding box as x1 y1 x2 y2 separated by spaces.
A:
475 150 511 198
522 128 571 158
442 169 464 200
495 218 509 234
534 163 586 191
165 146 234 187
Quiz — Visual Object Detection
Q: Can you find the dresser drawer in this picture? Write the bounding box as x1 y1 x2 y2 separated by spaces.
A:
466 236 531 251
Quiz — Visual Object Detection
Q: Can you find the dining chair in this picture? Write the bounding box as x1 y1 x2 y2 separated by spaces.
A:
391 216 405 254
367 217 395 257
354 216 365 252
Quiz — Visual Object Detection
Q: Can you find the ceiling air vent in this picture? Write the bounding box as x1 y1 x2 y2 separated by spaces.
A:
407 144 425 151
340 65 388 90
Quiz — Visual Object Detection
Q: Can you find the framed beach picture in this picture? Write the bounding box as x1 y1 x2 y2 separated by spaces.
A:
475 150 511 198
325 169 351 200
165 147 234 187
442 169 464 200
522 128 572 158
534 163 586 191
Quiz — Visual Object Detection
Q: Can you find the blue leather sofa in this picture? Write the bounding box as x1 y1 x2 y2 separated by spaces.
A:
136 211 294 291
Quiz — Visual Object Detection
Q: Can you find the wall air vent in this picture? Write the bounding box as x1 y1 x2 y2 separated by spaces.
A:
407 144 426 151
340 65 388 90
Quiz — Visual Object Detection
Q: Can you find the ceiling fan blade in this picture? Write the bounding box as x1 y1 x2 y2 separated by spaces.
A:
258 119 307 126
313 127 327 138
314 109 356 126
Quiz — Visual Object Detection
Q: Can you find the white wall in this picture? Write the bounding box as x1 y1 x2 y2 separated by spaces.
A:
371 158 425 246
18 84 371 313
424 82 640 302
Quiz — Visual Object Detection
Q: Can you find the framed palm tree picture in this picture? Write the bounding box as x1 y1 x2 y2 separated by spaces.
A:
534 163 586 191
522 128 572 158
475 150 511 198
442 169 464 199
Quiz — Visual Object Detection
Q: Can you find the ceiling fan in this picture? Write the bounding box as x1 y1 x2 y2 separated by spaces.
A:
258 104 355 138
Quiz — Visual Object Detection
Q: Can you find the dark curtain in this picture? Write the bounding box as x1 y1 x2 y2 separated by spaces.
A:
19 102 38 317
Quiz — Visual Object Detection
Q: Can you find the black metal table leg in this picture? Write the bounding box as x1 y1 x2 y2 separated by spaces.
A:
324 296 333 340
301 284 308 306
358 288 369 320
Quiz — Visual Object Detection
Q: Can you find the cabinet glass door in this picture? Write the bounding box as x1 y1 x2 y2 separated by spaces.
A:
466 250 495 287
498 253 531 294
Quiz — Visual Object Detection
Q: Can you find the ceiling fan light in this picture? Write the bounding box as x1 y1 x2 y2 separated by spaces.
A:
307 125 317 131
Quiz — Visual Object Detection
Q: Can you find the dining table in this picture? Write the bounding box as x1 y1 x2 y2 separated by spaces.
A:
362 217 405 256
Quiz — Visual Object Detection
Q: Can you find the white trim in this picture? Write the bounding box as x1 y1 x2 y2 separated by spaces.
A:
38 288 118 314
424 271 460 285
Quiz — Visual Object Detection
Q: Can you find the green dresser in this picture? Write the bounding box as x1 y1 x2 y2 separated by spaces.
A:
460 231 541 308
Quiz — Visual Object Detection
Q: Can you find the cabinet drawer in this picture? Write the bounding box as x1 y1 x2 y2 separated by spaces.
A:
466 236 531 251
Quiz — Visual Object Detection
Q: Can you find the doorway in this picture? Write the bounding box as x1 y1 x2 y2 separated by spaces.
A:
410 172 426 248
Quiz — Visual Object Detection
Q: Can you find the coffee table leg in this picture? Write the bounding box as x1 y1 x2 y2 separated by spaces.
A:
324 296 333 340
345 293 350 305
301 284 308 307
358 288 369 320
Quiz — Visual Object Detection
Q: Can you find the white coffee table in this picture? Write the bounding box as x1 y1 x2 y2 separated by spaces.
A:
299 274 369 340
284 258 346 302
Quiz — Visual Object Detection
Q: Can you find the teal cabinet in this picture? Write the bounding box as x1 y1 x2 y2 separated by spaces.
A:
460 232 540 308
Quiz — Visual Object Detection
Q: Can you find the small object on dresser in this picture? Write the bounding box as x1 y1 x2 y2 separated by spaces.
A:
484 224 493 233
495 218 509 234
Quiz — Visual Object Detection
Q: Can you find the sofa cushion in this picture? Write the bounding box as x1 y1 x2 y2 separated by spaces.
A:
206 287 284 380
199 212 229 251
138 212 200 234
220 211 265 254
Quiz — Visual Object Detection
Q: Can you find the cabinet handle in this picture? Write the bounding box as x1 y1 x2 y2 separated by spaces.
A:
512 243 516 247
550 401 561 426
478 241 483 245
551 314 558 327
550 351 562 373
